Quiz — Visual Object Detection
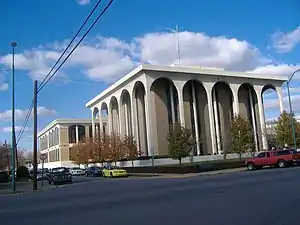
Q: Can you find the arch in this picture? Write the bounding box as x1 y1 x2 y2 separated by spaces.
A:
110 96 119 134
182 79 211 155
101 102 108 135
150 77 179 155
211 81 234 154
262 84 276 95
261 83 280 149
132 81 148 156
68 125 76 143
238 83 261 151
78 125 86 142
120 89 132 136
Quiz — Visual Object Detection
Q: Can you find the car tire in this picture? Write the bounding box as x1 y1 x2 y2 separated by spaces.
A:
278 160 286 168
247 162 255 171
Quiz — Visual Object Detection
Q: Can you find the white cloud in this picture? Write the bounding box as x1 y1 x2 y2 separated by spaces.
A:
0 106 57 121
2 126 30 133
247 64 300 80
271 25 300 53
0 83 8 91
77 0 91 5
0 31 298 83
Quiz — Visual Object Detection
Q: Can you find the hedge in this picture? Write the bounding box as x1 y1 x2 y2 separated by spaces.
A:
0 172 9 183
125 159 245 174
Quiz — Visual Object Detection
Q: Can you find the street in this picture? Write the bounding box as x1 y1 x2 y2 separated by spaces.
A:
0 167 299 225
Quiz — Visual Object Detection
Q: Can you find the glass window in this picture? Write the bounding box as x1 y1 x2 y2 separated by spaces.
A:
257 152 266 158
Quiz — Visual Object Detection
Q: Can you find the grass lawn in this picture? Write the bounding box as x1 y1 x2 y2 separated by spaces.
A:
161 157 247 167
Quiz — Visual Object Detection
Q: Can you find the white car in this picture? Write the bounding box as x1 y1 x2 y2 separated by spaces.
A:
70 168 85 176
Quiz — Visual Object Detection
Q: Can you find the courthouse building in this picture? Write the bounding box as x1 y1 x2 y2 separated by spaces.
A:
86 64 286 157
38 118 107 168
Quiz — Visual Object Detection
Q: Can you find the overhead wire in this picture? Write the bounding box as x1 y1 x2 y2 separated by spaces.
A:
16 0 115 144
37 0 114 93
16 100 34 144
37 0 104 90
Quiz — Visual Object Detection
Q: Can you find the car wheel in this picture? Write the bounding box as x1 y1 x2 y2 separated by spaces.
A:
278 160 286 168
247 163 255 171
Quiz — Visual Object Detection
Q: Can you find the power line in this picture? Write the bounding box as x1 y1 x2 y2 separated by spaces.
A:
16 0 114 146
38 0 104 90
37 0 114 93
16 100 34 144
33 73 104 84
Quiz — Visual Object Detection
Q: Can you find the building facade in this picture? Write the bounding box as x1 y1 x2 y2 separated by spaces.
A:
38 119 107 168
86 64 286 157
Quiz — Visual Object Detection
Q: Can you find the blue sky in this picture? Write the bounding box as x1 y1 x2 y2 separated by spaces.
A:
0 0 299 150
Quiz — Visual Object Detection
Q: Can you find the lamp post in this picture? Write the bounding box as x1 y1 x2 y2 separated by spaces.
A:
11 41 17 192
287 68 300 150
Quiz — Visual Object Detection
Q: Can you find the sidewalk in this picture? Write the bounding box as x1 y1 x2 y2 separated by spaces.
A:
0 180 51 195
129 167 247 179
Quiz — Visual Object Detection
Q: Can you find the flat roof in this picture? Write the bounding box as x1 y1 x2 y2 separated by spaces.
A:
86 64 288 108
38 118 92 137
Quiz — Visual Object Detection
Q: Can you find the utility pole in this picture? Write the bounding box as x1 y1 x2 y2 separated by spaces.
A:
11 42 17 193
33 80 38 191
4 140 8 171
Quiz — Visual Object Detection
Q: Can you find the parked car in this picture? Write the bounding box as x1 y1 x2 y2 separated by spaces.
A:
102 165 128 178
47 167 72 185
70 167 85 176
85 166 102 177
245 149 300 170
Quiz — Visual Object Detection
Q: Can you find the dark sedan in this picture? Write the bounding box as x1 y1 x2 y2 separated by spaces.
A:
47 167 72 185
85 166 102 177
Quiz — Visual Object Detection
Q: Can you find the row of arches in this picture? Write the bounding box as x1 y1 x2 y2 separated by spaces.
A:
92 78 282 156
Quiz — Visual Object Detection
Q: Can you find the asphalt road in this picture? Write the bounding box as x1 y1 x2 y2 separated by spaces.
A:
0 167 300 225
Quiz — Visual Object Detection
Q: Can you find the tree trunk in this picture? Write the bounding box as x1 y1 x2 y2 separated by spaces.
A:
131 160 134 167
239 153 242 160
179 158 182 166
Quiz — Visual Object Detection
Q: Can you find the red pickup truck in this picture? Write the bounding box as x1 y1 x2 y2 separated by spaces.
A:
245 149 300 170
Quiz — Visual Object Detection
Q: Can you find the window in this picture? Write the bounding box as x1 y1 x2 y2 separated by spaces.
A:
78 125 86 141
277 150 291 156
68 125 76 143
257 152 266 158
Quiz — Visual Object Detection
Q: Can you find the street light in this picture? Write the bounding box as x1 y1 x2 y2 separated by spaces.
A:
287 68 300 150
11 41 17 192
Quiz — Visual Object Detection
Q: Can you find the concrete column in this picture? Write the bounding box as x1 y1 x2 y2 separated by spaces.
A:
206 87 217 155
108 107 113 135
75 125 79 143
91 110 95 138
276 86 284 113
257 90 268 150
249 88 258 151
213 88 221 154
125 103 129 136
99 109 103 135
192 81 200 155
131 96 140 153
232 90 239 115
144 88 152 156
177 88 185 127
170 84 176 124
